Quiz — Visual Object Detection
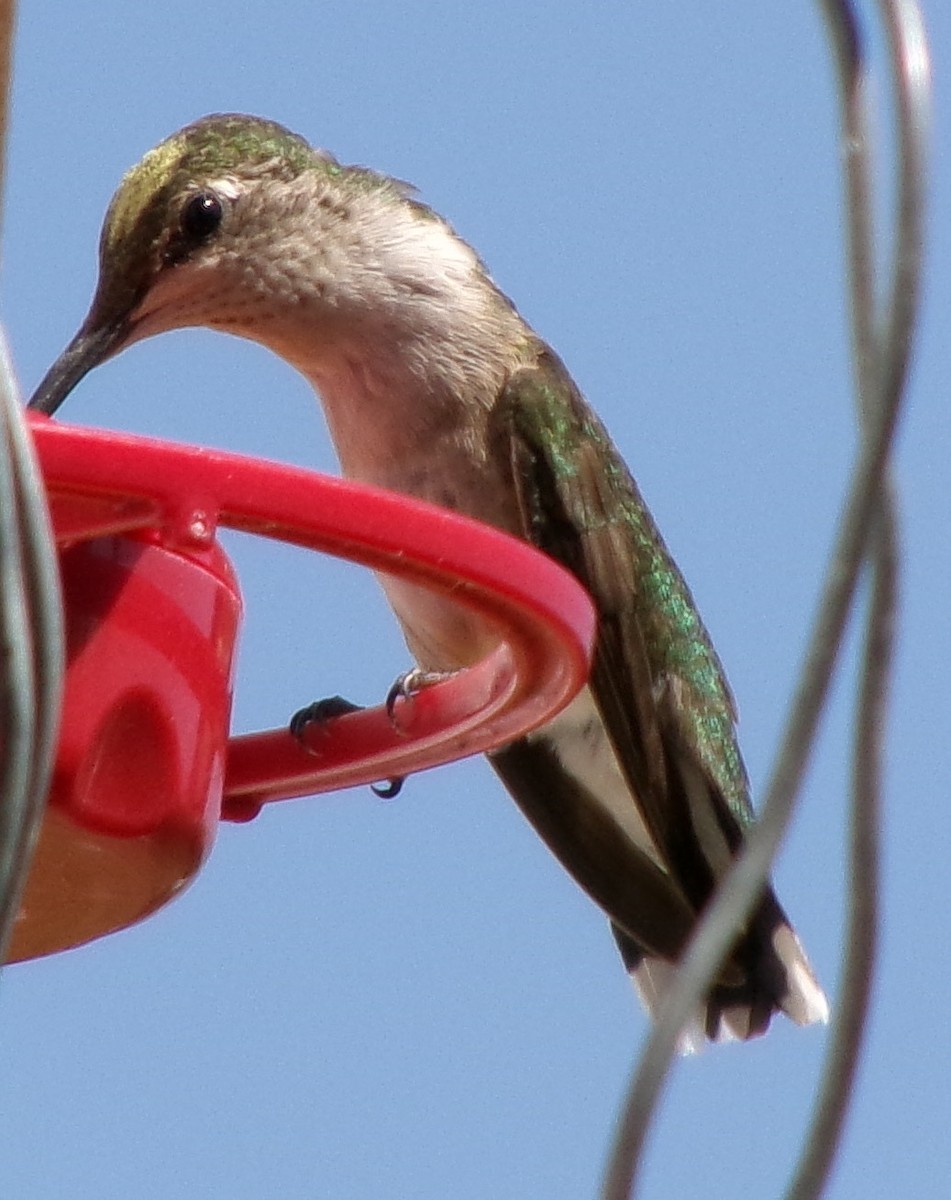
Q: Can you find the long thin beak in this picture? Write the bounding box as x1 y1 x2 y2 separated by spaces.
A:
28 317 130 415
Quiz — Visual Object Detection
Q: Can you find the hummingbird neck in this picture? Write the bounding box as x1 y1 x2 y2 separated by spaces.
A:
250 186 531 485
290 316 520 490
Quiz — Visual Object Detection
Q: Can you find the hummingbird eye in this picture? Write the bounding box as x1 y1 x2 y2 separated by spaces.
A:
162 191 225 267
180 191 224 240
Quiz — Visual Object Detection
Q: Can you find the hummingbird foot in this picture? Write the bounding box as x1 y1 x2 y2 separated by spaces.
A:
384 668 454 725
289 695 404 799
289 694 364 738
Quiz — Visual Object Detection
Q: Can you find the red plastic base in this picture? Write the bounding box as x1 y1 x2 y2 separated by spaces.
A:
8 414 595 962
9 532 241 961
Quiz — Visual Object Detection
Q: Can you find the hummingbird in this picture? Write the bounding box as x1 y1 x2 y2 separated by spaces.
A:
29 114 827 1045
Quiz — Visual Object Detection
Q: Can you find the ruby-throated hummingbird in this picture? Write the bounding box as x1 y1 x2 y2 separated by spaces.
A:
29 114 827 1044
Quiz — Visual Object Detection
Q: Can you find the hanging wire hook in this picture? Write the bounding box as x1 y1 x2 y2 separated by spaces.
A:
602 3 930 1198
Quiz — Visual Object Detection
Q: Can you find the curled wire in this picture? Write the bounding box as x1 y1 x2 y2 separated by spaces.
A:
0 0 66 964
0 335 65 963
787 0 929 1193
602 3 930 1198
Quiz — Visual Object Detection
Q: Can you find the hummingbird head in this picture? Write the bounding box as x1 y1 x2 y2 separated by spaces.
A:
30 113 509 416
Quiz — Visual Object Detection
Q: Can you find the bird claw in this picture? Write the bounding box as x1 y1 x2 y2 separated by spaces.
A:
371 777 404 800
384 667 453 724
289 694 364 740
289 694 405 801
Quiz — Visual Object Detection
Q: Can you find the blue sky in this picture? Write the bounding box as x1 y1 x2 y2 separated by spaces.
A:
2 4 949 1197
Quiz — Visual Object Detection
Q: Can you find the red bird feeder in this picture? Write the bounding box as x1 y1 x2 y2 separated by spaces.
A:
7 413 595 963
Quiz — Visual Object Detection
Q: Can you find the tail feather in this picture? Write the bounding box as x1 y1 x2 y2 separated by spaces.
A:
610 683 829 1046
613 902 828 1051
770 922 830 1027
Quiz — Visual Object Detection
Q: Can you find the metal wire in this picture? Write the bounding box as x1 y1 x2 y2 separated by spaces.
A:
0 0 65 963
786 1 929 1191
602 3 930 1197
